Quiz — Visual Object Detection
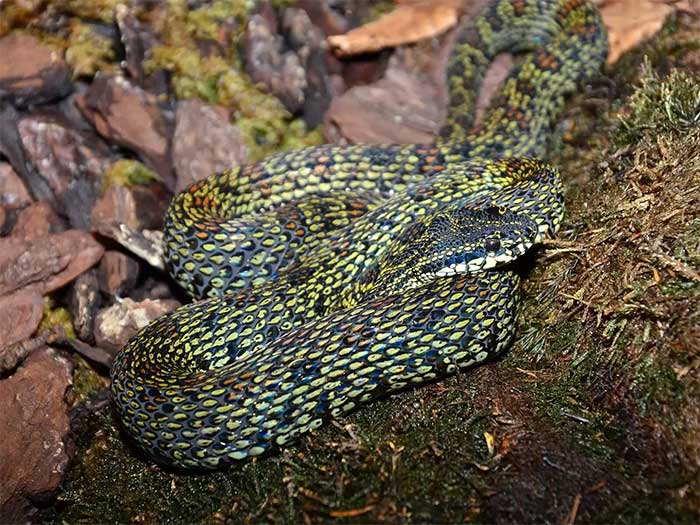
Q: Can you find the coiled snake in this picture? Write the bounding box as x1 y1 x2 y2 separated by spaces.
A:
111 0 608 470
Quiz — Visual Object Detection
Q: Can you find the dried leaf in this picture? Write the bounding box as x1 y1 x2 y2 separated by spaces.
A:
484 431 496 456
328 505 374 518
597 0 675 64
332 0 681 67
676 0 700 14
328 1 460 56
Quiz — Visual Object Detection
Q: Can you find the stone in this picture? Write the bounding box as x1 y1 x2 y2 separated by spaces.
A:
0 33 72 107
0 347 73 522
324 61 442 144
341 54 390 88
68 269 100 342
131 275 179 302
61 338 114 367
94 298 180 352
91 183 166 236
0 230 104 297
61 176 101 231
12 201 64 241
283 8 335 127
244 13 307 114
0 162 32 209
0 292 44 350
105 226 165 271
17 114 113 229
296 0 349 36
76 75 175 189
97 250 140 296
0 105 56 205
172 99 247 192
115 4 169 95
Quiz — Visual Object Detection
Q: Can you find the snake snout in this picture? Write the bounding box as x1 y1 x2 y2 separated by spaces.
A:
431 206 541 275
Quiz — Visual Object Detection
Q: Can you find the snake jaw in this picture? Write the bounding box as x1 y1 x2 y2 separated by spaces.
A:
372 205 541 288
434 236 533 277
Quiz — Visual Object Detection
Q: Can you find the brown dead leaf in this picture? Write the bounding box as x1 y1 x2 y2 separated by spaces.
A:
328 1 460 56
597 0 675 64
332 0 682 66
328 505 375 518
676 0 700 14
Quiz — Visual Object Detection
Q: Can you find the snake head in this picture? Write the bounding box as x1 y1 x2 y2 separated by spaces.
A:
370 206 539 296
425 205 540 275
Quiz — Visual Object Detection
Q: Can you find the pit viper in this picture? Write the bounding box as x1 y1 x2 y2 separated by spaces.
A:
111 0 608 470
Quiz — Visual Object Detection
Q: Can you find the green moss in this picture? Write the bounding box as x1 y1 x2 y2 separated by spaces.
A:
236 115 324 162
65 20 116 77
628 354 683 413
145 46 224 102
54 0 121 23
367 1 396 22
0 0 45 36
70 357 108 406
504 18 700 521
55 379 501 524
184 0 249 41
536 19 700 409
617 59 700 145
144 2 323 161
594 487 699 525
38 297 76 340
102 159 160 191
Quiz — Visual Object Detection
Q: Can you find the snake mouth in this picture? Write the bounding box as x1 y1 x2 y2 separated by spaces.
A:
433 240 532 277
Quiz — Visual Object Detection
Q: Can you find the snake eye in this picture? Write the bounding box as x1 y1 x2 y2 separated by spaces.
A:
484 238 501 252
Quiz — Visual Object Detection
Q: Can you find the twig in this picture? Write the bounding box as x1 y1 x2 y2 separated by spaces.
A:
564 493 582 525
0 325 65 372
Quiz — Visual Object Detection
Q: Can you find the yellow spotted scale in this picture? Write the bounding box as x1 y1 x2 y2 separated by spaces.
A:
111 0 607 469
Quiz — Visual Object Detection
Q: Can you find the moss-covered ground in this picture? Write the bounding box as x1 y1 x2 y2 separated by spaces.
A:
32 7 700 525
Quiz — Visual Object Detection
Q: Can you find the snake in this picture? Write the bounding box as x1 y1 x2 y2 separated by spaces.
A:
111 0 608 470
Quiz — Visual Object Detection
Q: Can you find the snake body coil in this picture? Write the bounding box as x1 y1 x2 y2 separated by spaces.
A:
111 0 608 470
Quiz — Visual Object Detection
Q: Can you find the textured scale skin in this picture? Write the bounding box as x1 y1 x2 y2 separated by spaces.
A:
111 0 608 470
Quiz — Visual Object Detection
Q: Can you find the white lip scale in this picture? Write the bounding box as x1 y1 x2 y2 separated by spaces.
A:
434 241 529 277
